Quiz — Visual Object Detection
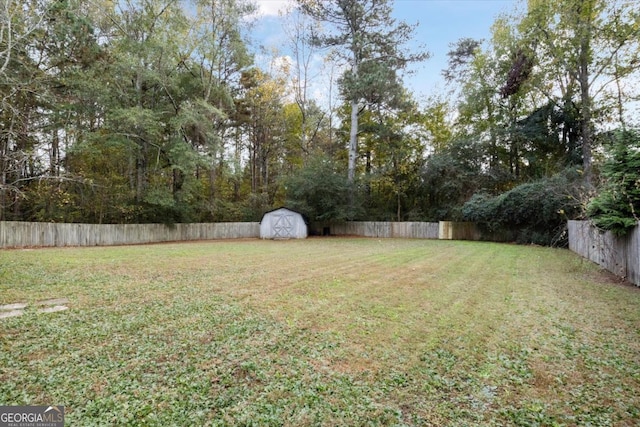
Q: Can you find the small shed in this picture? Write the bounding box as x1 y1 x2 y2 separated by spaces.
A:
260 207 307 239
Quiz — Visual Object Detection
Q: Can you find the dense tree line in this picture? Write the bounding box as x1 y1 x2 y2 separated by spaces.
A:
1 0 638 244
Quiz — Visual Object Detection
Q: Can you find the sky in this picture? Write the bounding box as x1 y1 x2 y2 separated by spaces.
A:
250 0 520 105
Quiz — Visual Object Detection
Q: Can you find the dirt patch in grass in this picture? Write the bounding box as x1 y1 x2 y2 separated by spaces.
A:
593 267 639 289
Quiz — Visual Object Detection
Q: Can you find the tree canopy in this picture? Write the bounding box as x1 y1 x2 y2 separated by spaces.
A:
1 0 639 242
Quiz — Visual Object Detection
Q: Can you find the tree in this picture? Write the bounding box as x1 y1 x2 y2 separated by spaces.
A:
490 12 583 180
443 38 482 86
587 129 640 236
57 0 258 223
419 138 486 220
282 5 326 160
357 90 427 220
419 97 453 155
95 0 193 220
0 0 46 77
447 41 505 180
443 0 640 193
0 0 47 219
285 153 360 223
297 0 428 184
185 0 255 211
0 0 103 220
236 67 288 203
518 0 640 182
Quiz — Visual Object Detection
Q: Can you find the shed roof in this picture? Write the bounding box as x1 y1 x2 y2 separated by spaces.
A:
260 207 306 223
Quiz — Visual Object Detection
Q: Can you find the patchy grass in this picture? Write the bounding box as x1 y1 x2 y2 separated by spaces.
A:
1 238 639 426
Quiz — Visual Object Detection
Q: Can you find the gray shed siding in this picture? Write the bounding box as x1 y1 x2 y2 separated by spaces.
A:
260 208 307 239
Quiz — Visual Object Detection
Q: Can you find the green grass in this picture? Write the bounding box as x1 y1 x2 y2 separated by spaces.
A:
1 238 639 426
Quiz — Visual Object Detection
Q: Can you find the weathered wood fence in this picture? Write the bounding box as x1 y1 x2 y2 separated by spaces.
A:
1 220 485 248
568 220 640 286
0 221 260 248
330 221 496 241
330 221 440 239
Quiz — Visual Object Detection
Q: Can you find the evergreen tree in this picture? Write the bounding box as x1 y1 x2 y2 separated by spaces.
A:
588 129 640 236
297 0 428 184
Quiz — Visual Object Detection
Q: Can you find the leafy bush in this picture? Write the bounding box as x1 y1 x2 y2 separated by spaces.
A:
587 129 640 236
284 154 363 223
462 169 584 246
418 138 489 220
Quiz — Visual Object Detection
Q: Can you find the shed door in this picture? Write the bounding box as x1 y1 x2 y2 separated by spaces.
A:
272 213 294 238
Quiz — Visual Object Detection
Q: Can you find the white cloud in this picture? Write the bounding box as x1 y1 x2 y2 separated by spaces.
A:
272 55 293 73
254 0 294 17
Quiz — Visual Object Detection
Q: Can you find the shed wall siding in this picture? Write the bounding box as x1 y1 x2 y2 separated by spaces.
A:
260 209 307 239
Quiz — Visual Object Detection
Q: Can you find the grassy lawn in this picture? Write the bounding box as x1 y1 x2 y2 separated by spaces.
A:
1 238 639 426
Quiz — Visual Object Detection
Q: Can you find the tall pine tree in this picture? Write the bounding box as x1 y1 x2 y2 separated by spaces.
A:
297 0 428 185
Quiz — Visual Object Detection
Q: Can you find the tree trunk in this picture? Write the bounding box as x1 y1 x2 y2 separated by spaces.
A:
579 63 592 180
578 0 594 184
208 166 216 203
614 52 626 129
51 127 59 176
485 94 499 169
348 99 358 183
136 156 145 202
173 168 183 195
0 136 6 221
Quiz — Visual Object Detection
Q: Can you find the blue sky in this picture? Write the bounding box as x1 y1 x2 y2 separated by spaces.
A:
392 0 518 96
252 0 519 104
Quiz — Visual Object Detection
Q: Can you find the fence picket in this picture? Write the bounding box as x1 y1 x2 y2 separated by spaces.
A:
568 220 639 286
0 221 260 248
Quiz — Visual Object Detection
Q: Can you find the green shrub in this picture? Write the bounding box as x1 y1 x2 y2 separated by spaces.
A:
462 170 584 246
284 154 363 222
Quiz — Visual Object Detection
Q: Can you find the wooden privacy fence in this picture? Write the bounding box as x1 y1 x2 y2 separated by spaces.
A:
329 221 514 241
1 221 475 247
438 221 481 240
330 221 440 239
1 220 501 248
0 221 260 248
568 220 640 286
